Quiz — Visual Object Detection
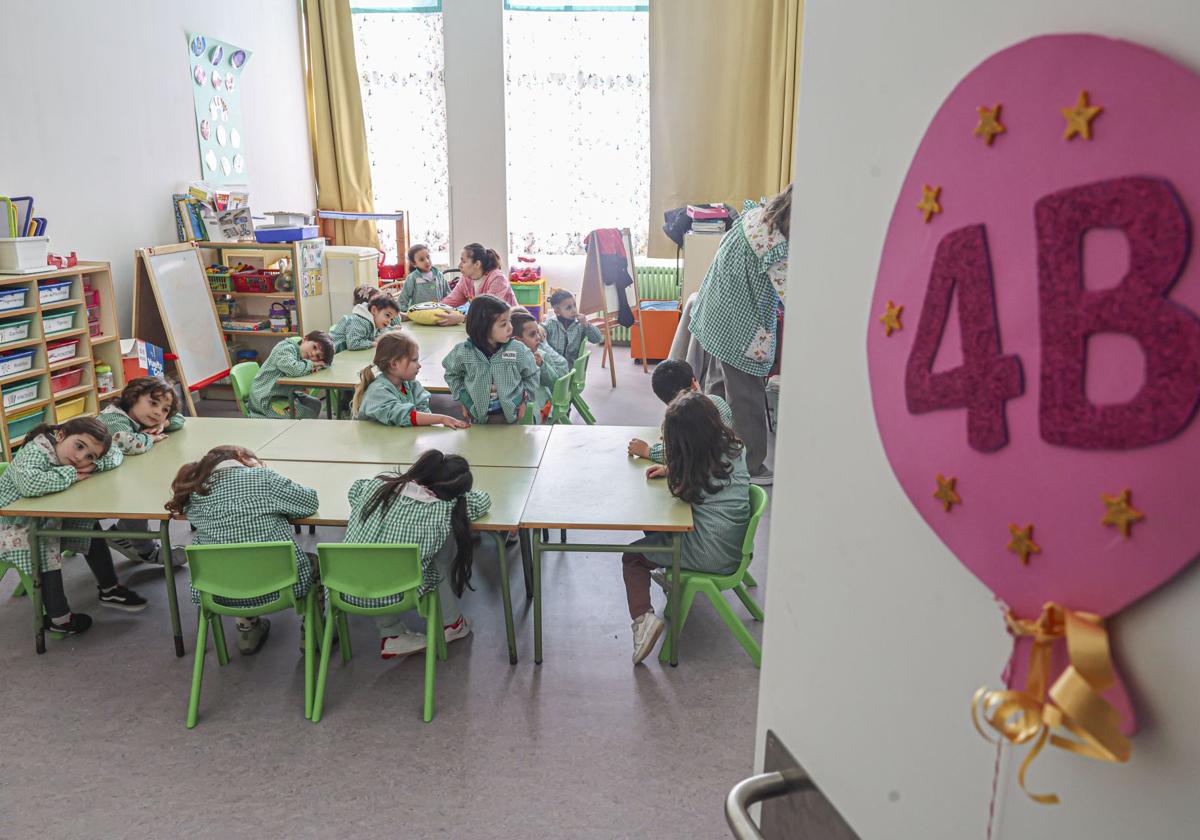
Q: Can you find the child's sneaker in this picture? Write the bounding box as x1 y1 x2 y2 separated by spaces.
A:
631 610 665 664
236 617 271 655
649 569 671 591
44 612 93 635
98 584 148 612
443 614 472 644
105 527 147 563
139 544 187 568
380 628 428 659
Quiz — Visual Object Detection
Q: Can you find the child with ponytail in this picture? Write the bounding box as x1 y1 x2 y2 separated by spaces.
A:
351 332 468 428
344 450 491 658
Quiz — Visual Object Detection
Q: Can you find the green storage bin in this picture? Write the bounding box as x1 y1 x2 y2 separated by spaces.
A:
6 406 45 440
512 283 541 306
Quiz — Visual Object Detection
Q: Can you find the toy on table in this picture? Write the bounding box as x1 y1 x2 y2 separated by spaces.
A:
405 301 455 326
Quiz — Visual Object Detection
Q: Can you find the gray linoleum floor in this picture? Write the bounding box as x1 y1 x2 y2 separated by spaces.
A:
0 356 771 840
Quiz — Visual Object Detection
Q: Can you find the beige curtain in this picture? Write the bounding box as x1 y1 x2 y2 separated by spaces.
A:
303 0 380 249
648 0 803 256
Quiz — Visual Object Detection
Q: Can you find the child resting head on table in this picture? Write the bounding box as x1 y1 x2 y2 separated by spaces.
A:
352 331 468 428
621 391 751 665
628 358 733 463
166 444 320 655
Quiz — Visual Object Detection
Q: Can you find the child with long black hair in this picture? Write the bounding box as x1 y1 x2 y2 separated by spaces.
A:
442 294 539 424
344 450 492 658
622 391 752 664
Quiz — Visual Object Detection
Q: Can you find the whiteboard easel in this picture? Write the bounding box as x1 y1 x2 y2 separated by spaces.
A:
133 242 231 415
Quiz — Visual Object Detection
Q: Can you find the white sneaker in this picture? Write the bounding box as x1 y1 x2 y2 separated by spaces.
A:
380 628 428 659
444 615 472 643
649 569 671 591
631 611 665 665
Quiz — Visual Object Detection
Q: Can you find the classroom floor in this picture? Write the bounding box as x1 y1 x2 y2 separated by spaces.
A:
0 358 771 840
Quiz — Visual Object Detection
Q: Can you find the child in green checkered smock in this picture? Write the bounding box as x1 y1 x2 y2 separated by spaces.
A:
97 376 187 563
344 450 491 658
247 331 334 419
442 295 539 424
167 445 320 655
394 244 451 315
626 359 734 464
543 289 602 366
352 332 470 428
511 307 567 422
330 295 400 352
622 392 752 665
0 417 146 635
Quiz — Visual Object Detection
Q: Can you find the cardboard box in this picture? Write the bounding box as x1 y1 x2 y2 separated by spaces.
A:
120 339 165 381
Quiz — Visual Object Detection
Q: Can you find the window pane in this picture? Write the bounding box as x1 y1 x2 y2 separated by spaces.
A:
504 2 647 10
353 11 450 262
352 1 442 13
503 11 650 256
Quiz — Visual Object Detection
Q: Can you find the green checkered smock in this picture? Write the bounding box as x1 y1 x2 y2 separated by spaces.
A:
543 316 602 367
0 434 124 574
354 376 430 427
97 405 186 455
330 306 383 353
394 268 451 311
343 477 492 605
688 204 788 377
649 393 733 464
442 339 540 424
532 341 568 409
183 464 319 606
247 338 312 418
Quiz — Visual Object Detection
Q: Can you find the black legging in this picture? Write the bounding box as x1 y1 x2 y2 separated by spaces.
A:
40 523 119 618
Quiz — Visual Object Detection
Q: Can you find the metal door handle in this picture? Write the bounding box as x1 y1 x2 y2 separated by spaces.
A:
725 768 813 839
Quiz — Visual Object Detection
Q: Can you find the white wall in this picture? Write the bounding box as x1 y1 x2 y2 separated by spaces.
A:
0 0 314 334
757 1 1200 838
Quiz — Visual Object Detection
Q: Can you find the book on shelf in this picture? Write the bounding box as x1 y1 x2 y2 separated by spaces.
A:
687 203 730 221
172 194 209 243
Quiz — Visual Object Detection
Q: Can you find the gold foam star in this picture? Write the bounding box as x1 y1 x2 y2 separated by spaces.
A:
1006 523 1041 566
933 474 961 512
879 300 903 336
1061 90 1102 141
974 103 1006 146
1101 488 1144 539
917 184 942 223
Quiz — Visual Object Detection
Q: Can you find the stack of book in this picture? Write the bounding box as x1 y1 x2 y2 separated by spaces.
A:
173 194 209 242
687 204 731 234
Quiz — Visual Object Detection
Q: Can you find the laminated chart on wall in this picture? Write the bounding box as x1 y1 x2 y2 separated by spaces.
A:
299 239 324 298
187 32 252 186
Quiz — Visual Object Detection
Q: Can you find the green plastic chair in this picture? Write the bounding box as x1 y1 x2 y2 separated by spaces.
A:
569 351 596 425
658 484 769 667
548 369 573 425
229 361 260 418
312 544 445 724
184 542 319 728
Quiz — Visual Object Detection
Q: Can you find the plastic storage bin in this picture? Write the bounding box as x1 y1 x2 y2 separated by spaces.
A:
232 270 279 293
38 280 73 304
3 379 40 409
50 367 83 394
6 406 45 440
54 396 85 421
207 272 233 293
42 311 76 335
0 348 35 377
88 320 101 337
46 339 79 364
0 236 49 273
82 287 100 308
0 287 28 312
0 318 32 345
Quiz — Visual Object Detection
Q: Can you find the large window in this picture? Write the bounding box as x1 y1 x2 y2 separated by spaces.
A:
353 2 449 262
503 4 650 256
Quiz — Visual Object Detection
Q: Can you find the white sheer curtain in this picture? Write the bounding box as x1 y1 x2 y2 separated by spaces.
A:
352 8 450 263
503 10 650 256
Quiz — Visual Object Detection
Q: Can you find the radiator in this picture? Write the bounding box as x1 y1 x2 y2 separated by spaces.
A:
610 265 681 345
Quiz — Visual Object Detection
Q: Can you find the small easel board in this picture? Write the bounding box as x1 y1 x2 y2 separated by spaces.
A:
580 227 646 387
133 242 231 415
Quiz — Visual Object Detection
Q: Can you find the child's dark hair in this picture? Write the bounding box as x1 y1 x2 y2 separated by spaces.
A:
509 307 536 337
352 332 420 416
118 376 178 418
462 243 501 274
303 331 335 365
368 294 400 315
353 285 382 305
651 359 695 404
661 391 743 504
361 450 478 596
407 243 430 270
28 417 112 455
465 294 511 350
549 289 575 308
165 445 258 515
762 183 792 240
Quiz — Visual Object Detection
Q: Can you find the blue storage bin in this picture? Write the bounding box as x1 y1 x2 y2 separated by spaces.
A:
255 225 318 243
0 348 35 377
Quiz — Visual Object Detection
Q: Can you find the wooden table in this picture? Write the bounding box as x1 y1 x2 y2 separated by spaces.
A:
266 460 536 664
520 425 693 665
257 420 551 468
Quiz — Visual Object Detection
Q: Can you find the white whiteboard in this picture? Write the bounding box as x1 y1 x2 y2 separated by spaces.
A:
136 245 229 395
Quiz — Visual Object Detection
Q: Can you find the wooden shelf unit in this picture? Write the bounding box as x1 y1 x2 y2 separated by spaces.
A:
0 262 125 460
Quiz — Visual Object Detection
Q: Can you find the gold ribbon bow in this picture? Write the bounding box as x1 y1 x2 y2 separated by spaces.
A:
971 602 1131 804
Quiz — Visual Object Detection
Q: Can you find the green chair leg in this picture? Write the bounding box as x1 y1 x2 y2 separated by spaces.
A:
434 597 447 662
658 583 699 664
707 587 762 667
734 584 764 622
312 604 339 724
742 571 758 588
303 594 316 720
337 611 352 663
186 611 209 729
423 596 438 722
210 615 230 666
